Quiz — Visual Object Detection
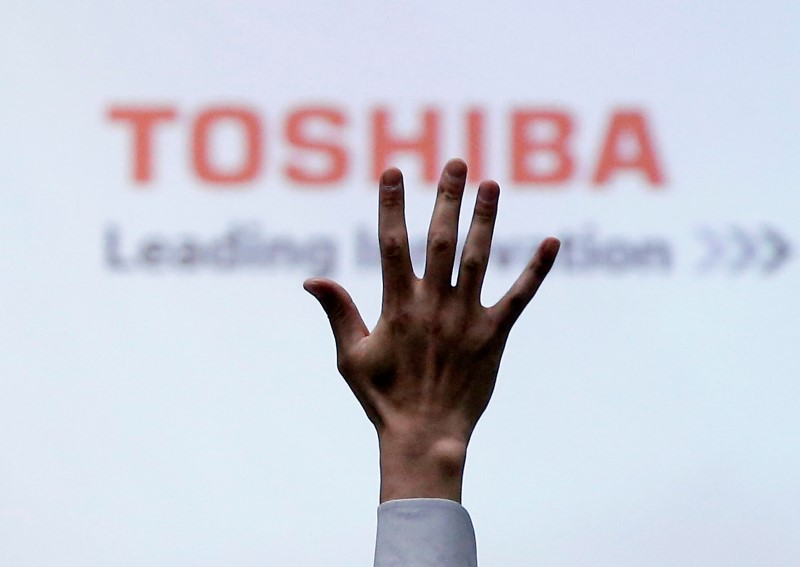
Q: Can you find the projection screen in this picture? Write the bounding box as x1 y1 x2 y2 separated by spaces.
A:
2 2 798 566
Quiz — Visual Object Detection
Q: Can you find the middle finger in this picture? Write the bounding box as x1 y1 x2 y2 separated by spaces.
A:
423 159 467 292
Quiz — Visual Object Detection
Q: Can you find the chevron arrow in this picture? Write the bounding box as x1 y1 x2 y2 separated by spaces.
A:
730 226 756 273
697 228 724 272
695 225 792 275
762 226 791 273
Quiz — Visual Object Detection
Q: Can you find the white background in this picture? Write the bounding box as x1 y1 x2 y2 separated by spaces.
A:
1 2 798 565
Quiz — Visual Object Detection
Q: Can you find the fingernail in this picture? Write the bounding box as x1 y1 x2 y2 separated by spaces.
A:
381 168 403 188
545 237 561 255
478 183 499 203
445 159 467 178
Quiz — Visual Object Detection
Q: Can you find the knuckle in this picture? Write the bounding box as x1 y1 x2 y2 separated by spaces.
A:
441 187 461 203
380 233 405 258
428 231 454 254
507 292 529 315
327 301 348 324
380 188 402 208
532 257 553 279
473 202 495 221
461 253 487 273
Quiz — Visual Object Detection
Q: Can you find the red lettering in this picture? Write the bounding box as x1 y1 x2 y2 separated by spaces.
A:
192 107 262 185
592 110 664 186
511 110 573 185
466 109 486 182
284 107 348 185
107 103 668 190
372 108 440 182
107 106 177 184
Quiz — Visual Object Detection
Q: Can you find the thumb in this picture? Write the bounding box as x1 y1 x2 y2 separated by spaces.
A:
303 278 368 352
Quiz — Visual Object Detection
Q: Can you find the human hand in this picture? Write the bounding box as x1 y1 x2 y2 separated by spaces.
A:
304 159 560 502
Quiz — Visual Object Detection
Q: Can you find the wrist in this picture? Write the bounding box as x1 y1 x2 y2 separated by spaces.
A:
378 428 469 503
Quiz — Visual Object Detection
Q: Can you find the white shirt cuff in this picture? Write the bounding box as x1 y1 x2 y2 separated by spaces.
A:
374 498 478 567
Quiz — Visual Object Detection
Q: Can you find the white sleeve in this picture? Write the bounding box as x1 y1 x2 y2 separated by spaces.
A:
373 498 478 567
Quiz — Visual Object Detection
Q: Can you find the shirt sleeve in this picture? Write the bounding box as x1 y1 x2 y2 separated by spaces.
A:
373 498 478 567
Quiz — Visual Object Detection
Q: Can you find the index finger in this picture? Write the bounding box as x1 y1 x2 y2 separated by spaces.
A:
491 237 560 330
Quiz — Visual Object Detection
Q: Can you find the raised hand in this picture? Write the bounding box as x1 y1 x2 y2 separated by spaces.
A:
304 159 560 503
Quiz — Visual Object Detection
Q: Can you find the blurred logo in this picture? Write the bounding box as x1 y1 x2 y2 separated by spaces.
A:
107 104 665 189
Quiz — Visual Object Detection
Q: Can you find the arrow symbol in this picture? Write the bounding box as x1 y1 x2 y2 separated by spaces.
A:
697 228 723 272
762 226 791 273
695 225 793 276
729 226 756 273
